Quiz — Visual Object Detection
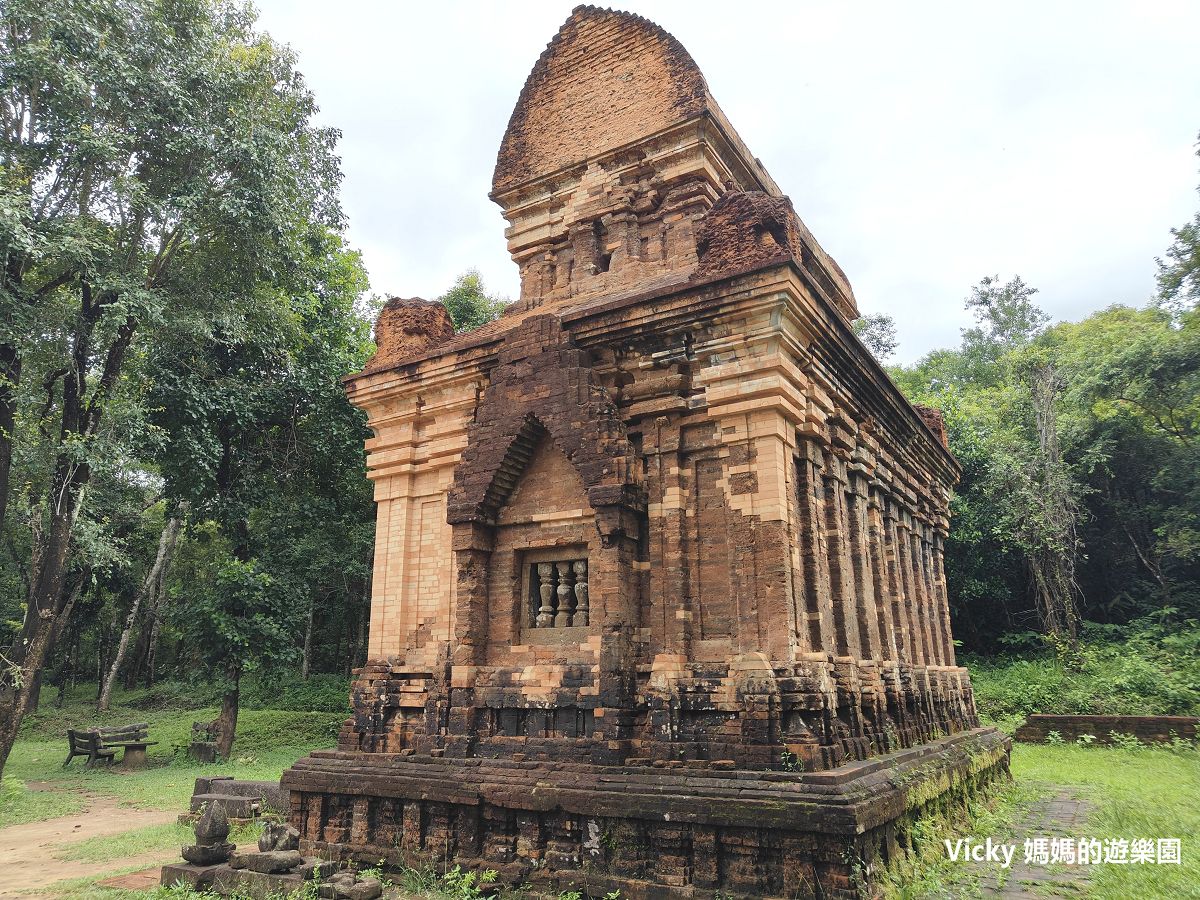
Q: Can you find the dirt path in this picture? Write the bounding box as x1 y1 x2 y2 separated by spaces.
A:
0 792 177 897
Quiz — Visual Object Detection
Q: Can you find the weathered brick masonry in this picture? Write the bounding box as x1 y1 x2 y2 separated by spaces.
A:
283 7 1010 897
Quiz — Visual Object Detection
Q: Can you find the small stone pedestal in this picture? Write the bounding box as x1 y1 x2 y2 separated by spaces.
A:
121 744 149 768
180 801 234 866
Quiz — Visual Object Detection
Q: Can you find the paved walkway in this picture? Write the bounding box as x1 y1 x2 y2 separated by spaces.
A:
977 788 1094 898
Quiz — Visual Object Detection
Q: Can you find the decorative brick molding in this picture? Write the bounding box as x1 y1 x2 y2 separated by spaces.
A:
284 729 1010 899
446 314 645 530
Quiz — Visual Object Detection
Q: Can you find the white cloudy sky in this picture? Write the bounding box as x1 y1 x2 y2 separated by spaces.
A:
253 1 1200 364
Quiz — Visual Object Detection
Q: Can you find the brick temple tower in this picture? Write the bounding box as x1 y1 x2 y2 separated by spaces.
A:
283 8 1009 897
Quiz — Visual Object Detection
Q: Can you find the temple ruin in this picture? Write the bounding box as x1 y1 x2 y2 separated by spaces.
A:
283 7 1010 897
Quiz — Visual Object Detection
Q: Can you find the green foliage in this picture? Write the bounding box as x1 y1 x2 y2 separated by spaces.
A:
894 265 1200 647
440 865 499 900
852 312 898 361
1157 132 1200 314
148 225 375 688
114 674 351 713
0 0 365 778
967 619 1200 728
437 269 509 332
173 535 292 686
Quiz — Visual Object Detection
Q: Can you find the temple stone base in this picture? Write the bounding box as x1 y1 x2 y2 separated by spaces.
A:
283 727 1010 899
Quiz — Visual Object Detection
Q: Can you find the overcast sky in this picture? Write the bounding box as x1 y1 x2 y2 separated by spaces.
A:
253 1 1200 364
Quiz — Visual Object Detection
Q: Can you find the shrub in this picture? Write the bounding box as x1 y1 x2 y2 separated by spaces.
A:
966 617 1200 724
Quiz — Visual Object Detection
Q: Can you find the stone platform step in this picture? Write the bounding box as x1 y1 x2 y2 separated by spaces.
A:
183 776 289 822
189 792 264 819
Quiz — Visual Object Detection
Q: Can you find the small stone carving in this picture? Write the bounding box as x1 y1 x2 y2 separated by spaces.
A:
181 801 234 865
555 560 573 626
535 562 554 627
321 871 383 900
258 821 301 852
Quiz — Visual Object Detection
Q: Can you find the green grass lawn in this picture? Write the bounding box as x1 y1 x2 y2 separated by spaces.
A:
0 681 346 891
1014 742 1200 899
1 688 345 831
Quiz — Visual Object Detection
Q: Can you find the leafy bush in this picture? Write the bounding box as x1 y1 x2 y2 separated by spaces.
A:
966 618 1200 726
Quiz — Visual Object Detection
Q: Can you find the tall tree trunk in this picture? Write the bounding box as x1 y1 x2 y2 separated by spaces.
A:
0 246 29 538
144 597 167 688
0 342 21 537
0 563 84 778
0 279 136 780
125 623 149 690
211 665 241 760
1027 363 1081 643
301 595 314 679
98 515 181 712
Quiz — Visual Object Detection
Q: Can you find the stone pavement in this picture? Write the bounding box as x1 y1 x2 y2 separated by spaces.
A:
978 788 1094 898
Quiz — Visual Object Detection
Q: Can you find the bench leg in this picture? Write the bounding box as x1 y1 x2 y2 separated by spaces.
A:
63 752 75 769
122 746 147 768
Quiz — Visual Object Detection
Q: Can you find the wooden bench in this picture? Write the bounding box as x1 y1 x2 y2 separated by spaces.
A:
99 722 158 767
63 723 158 768
63 729 117 768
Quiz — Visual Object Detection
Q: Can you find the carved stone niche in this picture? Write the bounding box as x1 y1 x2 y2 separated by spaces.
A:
445 314 646 675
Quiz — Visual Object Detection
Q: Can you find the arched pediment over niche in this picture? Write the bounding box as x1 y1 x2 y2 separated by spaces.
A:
446 315 644 533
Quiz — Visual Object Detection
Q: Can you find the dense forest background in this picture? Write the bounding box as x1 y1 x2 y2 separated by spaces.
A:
2 0 1198 777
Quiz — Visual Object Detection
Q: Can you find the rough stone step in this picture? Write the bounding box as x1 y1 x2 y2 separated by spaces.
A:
190 793 264 818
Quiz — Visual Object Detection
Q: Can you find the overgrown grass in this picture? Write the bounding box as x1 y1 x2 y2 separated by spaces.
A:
879 773 1041 898
101 674 353 714
965 618 1200 731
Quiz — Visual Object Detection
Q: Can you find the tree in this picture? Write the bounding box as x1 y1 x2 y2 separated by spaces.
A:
171 525 295 759
1052 305 1200 615
97 506 182 712
1158 132 1200 315
0 0 343 779
852 312 898 362
147 226 371 755
964 275 1049 350
894 276 1083 646
437 269 509 332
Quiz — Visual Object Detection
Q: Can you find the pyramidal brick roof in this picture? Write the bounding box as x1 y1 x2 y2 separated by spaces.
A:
492 5 724 193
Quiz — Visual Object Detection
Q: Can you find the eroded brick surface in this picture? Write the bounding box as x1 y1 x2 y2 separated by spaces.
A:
286 6 1010 897
492 6 709 193
363 297 454 374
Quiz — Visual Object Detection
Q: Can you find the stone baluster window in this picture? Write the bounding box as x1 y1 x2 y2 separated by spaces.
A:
529 557 589 628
